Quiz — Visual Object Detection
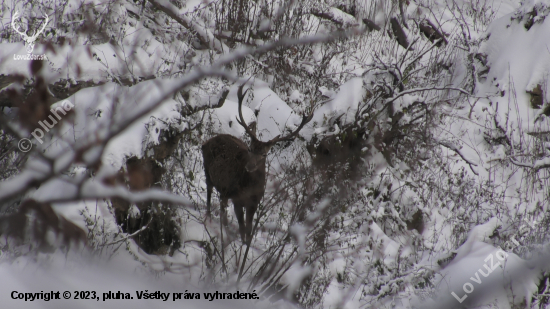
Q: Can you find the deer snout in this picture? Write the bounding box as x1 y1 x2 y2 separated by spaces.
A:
245 152 267 172
245 159 259 172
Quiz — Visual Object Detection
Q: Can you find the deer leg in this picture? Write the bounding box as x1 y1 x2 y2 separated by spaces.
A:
220 197 229 227
245 203 257 244
206 182 212 218
233 201 246 243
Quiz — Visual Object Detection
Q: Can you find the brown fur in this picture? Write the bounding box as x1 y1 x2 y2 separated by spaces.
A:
202 134 270 243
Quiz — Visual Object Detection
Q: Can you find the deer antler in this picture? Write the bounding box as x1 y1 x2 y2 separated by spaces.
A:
235 83 259 142
11 11 28 40
268 100 315 144
236 82 315 144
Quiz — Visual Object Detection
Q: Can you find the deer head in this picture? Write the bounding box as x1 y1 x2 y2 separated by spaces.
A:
202 83 314 244
11 11 49 54
235 83 313 161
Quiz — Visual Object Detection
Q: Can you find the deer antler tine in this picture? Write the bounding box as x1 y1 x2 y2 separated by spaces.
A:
268 107 314 144
236 83 259 142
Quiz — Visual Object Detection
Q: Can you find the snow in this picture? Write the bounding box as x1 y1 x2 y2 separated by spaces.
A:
211 99 255 138
313 77 365 126
40 79 184 170
226 79 302 140
478 5 550 133
433 241 539 309
0 255 258 309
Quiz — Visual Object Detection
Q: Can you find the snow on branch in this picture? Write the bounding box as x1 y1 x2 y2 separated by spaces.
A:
511 157 550 171
310 6 358 28
436 138 479 175
0 26 362 205
386 86 470 105
149 0 224 52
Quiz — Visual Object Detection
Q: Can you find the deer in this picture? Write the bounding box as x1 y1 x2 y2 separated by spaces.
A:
201 84 313 244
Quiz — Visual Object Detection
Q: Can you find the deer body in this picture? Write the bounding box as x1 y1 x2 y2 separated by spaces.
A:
201 84 313 244
202 134 269 243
